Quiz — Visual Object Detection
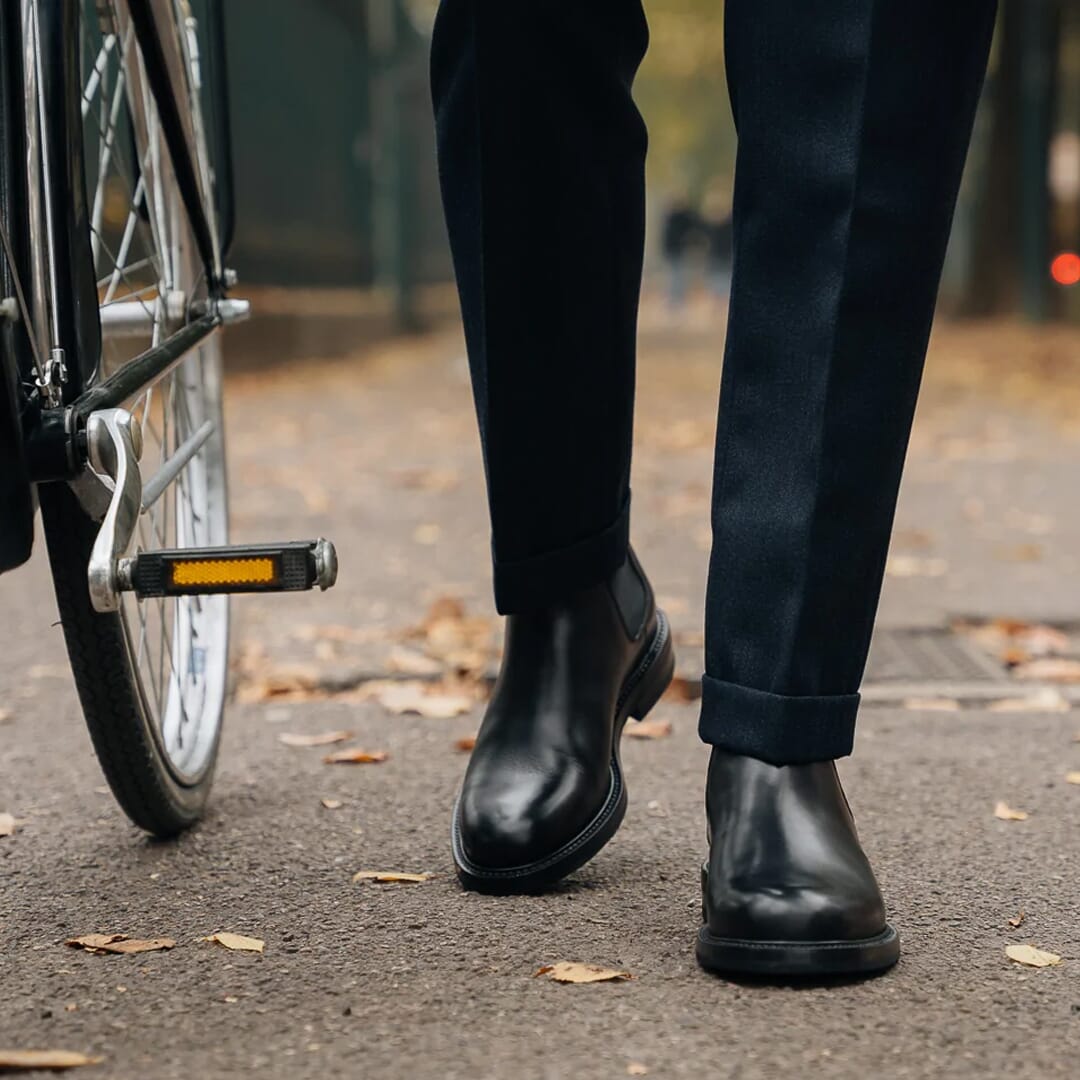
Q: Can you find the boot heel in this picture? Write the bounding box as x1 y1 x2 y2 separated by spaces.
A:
623 610 676 722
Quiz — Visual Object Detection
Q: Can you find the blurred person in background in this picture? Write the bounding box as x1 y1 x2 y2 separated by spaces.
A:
430 0 995 978
660 186 701 310
702 180 733 310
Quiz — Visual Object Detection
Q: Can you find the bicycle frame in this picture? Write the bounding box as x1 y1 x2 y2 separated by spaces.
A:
0 0 237 575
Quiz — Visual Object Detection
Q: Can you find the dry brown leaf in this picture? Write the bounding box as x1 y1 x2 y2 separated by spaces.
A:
1005 944 1061 968
988 688 1070 714
0 813 16 838
320 798 344 810
994 801 1029 822
626 720 673 740
995 543 1043 563
236 666 323 704
293 623 390 647
405 597 495 675
627 1066 648 1077
902 697 961 712
1009 911 1026 929
534 962 633 984
956 619 1072 663
361 680 475 719
0 1049 103 1070
1012 658 1080 684
663 676 700 704
322 749 389 765
202 932 265 954
885 555 947 578
386 647 444 677
391 466 461 493
65 935 175 955
352 871 434 884
454 736 477 753
278 730 352 748
1066 772 1080 786
0 707 12 724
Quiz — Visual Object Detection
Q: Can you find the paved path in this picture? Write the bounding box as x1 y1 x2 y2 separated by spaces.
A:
3 309 1080 1077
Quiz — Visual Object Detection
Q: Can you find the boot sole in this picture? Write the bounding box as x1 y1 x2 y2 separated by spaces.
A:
696 923 900 978
452 610 675 895
696 864 900 978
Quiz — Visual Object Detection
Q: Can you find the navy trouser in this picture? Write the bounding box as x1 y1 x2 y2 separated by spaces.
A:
430 0 997 765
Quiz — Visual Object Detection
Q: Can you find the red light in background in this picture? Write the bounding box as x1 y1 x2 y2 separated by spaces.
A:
1050 252 1080 286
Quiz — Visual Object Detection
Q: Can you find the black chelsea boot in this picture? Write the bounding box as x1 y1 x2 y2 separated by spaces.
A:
697 748 900 977
452 549 675 893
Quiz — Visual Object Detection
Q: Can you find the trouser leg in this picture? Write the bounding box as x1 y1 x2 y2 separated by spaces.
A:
430 1 650 613
700 0 997 764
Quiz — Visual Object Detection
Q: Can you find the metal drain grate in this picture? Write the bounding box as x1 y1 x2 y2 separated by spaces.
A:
863 628 1006 684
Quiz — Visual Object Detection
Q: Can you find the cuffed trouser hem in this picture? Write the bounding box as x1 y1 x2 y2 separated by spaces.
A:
698 674 859 766
492 497 631 614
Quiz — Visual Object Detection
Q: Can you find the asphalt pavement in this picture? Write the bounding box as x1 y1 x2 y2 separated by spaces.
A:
3 305 1080 1078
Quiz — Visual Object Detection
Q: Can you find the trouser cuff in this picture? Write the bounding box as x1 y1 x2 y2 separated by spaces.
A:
492 498 630 614
698 674 859 765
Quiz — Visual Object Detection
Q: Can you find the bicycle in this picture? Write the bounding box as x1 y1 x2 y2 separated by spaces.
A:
0 0 337 837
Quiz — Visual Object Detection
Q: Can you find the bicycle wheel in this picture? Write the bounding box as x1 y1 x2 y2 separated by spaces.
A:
29 1 229 835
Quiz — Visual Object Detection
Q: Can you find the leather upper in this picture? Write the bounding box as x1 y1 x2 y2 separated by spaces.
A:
458 552 656 870
703 749 888 943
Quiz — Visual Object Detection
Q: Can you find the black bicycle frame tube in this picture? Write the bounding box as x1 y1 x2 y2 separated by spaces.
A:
126 0 220 287
70 312 221 424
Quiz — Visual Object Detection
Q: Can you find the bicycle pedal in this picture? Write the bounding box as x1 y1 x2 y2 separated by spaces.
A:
118 540 338 598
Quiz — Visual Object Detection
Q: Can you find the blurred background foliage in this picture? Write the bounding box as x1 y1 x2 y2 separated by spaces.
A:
222 0 1079 325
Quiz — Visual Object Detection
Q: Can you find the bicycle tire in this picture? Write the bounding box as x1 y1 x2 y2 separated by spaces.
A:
14 0 231 835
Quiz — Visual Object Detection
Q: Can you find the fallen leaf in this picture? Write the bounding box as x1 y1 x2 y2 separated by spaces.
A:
0 707 12 724
995 543 1043 563
955 619 1072 663
988 688 1070 713
0 813 16 838
293 623 390 647
386 647 444 677
404 597 495 677
663 676 700 704
359 680 475 719
278 730 352 748
1012 658 1080 684
1066 772 1080 786
892 528 935 550
323 749 389 765
1009 911 1026 929
627 1066 648 1077
352 871 434 884
0 1050 103 1070
320 798 344 810
236 666 323 704
65 935 175 955
994 801 1029 822
885 555 948 578
201 933 265 954
902 697 961 712
454 736 477 753
1005 944 1061 968
626 720 673 740
534 961 633 984
391 466 461 493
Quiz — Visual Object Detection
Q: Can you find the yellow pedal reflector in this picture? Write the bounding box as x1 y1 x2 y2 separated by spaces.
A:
126 540 336 597
170 556 277 588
